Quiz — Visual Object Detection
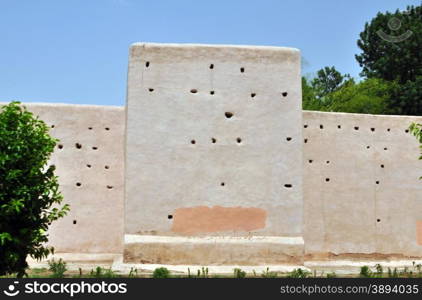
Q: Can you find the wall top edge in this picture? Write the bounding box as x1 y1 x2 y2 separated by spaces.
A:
130 42 300 53
0 102 124 111
303 110 422 120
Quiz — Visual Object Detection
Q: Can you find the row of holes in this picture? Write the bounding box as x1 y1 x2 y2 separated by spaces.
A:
307 159 385 169
189 137 296 144
75 182 114 189
51 125 111 131
322 178 381 184
304 137 390 150
148 88 288 98
145 61 260 75
305 124 409 133
58 144 98 150
190 138 242 144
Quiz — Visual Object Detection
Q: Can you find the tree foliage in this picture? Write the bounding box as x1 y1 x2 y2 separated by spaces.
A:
303 76 395 115
0 102 69 277
355 5 421 115
311 66 353 99
355 5 421 83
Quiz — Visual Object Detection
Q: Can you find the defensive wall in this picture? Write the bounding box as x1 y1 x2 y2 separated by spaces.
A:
5 43 422 266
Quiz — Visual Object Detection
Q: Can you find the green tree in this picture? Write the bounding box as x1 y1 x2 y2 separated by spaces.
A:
0 102 69 277
302 76 321 111
311 66 353 99
409 122 422 162
323 78 395 115
355 5 421 115
389 76 422 115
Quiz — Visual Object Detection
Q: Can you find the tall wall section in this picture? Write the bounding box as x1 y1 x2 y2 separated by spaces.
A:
124 43 305 265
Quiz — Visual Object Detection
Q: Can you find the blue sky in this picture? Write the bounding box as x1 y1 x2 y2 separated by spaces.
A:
0 0 418 106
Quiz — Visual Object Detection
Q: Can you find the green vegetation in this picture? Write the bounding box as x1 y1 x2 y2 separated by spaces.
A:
48 259 67 278
286 268 311 278
0 102 69 277
233 268 246 278
4 262 422 278
261 267 278 278
304 4 421 116
152 267 171 278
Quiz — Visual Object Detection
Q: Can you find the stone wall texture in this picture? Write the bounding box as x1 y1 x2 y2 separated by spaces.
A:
13 104 422 260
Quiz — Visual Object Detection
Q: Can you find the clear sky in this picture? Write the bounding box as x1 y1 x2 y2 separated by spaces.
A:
0 0 419 106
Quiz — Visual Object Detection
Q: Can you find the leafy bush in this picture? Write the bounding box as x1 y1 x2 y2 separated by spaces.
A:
261 267 277 278
153 267 171 278
48 258 67 278
287 268 311 278
359 266 373 278
90 266 118 278
0 102 69 277
233 268 246 278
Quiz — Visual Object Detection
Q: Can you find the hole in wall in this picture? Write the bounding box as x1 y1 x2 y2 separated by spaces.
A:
376 181 380 185
168 215 173 219
387 128 391 132
105 127 110 131
325 178 330 182
190 140 196 144
354 126 359 130
286 137 292 141
304 125 308 128
92 146 98 150
326 161 330 164
107 185 113 189
86 164 91 168
190 89 198 94
366 146 370 149
58 144 63 149
240 67 245 73
211 138 217 144
105 165 110 169
209 64 214 69
251 93 256 98
308 160 313 163
282 92 288 97
88 127 93 130
304 139 308 143
210 91 215 95
225 112 233 118
51 125 55 128
371 128 375 132
384 147 388 151
73 220 77 225
76 182 82 187
75 143 82 149
320 125 323 129
377 219 381 222
284 184 292 188
220 182 225 186
145 61 150 68
405 129 409 133
337 125 341 129
381 164 385 168
148 88 154 92
236 137 242 144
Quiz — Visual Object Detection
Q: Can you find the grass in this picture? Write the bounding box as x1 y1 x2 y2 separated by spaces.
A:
4 263 422 278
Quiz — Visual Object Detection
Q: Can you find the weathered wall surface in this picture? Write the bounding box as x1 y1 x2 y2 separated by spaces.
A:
11 103 422 262
15 103 125 254
303 111 422 259
125 43 303 238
